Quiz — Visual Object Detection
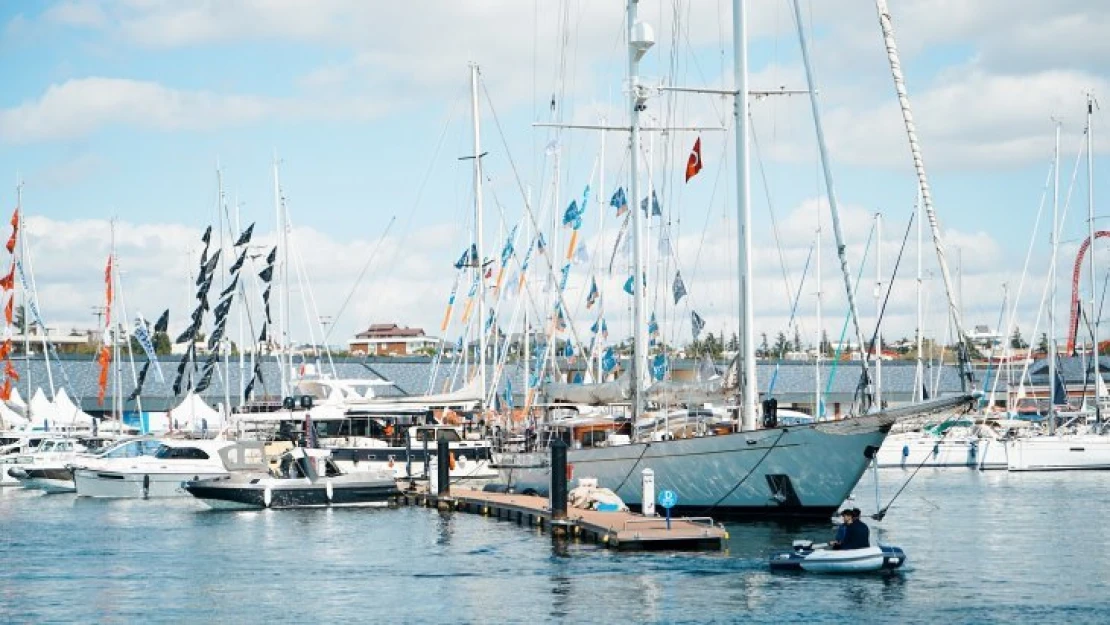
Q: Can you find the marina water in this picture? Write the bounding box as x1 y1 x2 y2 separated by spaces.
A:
3 470 1108 623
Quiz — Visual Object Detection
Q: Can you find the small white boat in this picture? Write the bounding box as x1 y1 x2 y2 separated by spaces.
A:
769 540 906 573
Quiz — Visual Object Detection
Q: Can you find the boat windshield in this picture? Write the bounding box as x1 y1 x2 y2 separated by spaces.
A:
100 440 162 459
153 445 211 460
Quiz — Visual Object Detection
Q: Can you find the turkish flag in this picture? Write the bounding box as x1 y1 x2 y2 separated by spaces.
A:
685 137 703 182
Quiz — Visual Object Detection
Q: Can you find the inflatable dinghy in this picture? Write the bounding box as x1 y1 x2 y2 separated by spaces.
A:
769 540 906 573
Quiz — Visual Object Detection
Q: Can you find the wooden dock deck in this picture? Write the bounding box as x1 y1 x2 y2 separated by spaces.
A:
401 487 728 551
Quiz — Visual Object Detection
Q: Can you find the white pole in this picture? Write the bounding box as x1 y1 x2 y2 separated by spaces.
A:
627 0 650 419
1087 93 1100 421
470 63 488 414
1049 121 1061 434
235 197 245 406
875 212 883 410
597 128 606 381
735 0 757 430
791 0 872 411
915 189 924 402
815 213 822 418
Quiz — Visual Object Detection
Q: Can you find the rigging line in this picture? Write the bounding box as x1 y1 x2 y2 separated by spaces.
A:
480 78 590 363
856 213 914 410
702 429 789 514
873 402 971 521
823 221 875 413
992 158 1053 403
326 217 396 344
751 115 797 313
611 441 653 493
768 243 814 397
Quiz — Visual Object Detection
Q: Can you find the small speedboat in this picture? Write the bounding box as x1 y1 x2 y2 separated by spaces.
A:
185 447 400 509
769 540 906 573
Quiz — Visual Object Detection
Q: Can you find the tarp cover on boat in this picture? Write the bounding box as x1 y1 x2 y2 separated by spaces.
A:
544 373 631 405
5 386 26 416
0 400 27 428
27 388 65 430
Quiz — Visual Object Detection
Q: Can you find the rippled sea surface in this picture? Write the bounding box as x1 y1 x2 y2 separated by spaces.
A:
3 469 1109 624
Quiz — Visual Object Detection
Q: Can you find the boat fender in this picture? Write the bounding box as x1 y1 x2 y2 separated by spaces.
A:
458 455 467 470
902 445 909 458
388 456 395 469
326 479 333 503
449 452 456 471
566 463 574 481
142 474 150 499
932 443 939 458
969 442 977 456
264 486 272 508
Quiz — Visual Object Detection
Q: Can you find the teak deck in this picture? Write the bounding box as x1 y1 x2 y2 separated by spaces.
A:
401 487 727 551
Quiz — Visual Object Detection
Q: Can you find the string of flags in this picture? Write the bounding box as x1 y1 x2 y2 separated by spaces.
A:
95 256 113 405
0 208 18 400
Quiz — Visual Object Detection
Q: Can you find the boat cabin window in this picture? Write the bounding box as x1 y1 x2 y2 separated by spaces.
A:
413 428 461 443
578 429 610 448
153 446 211 460
39 441 56 452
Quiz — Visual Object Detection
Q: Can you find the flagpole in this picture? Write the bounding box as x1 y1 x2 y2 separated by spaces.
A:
597 124 606 382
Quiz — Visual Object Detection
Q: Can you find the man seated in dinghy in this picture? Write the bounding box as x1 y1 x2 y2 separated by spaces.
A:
830 508 870 550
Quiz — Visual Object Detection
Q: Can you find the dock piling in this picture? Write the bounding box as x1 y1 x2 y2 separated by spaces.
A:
550 438 568 536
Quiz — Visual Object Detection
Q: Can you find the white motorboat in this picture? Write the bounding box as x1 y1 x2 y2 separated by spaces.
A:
185 447 398 509
769 540 907 573
72 439 266 498
3 437 97 491
11 437 163 493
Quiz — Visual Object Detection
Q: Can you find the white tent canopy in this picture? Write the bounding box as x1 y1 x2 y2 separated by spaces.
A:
6 386 26 416
168 391 223 432
0 400 27 429
52 388 95 427
27 388 64 430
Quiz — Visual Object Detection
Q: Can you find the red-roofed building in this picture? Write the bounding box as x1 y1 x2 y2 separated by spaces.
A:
348 323 439 356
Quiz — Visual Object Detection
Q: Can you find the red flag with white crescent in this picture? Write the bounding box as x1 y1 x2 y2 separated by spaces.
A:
685 137 703 182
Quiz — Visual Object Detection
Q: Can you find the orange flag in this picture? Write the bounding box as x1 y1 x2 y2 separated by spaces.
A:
685 137 703 182
0 341 10 360
0 379 10 401
3 293 11 324
9 209 17 228
0 265 13 291
4 359 17 382
5 232 14 254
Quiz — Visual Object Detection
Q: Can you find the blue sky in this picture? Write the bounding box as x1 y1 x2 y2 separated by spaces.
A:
0 1 1106 352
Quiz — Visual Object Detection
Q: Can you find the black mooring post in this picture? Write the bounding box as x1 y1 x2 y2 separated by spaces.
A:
405 430 413 489
423 437 430 479
550 438 568 522
437 438 450 498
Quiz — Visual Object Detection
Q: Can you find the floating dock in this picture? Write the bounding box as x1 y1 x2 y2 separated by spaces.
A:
401 487 728 551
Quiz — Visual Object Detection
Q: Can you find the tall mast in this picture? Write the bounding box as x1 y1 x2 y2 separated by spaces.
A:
16 182 30 414
627 0 652 419
597 126 606 381
469 63 488 411
875 211 883 409
792 0 872 413
915 189 924 402
1049 120 1061 434
217 164 231 417
734 0 756 429
1087 93 1100 421
815 212 822 418
272 156 289 398
874 0 973 390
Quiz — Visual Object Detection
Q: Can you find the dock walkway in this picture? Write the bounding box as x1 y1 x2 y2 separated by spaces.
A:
401 487 727 551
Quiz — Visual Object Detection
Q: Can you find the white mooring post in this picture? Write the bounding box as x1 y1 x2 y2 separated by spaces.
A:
641 468 656 517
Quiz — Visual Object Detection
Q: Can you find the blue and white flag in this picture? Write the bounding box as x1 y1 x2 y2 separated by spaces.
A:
601 347 617 373
673 272 687 304
610 187 628 216
500 226 518 265
562 200 582 229
640 190 661 216
586 278 599 309
559 263 571 291
623 275 635 295
691 311 706 340
651 353 668 381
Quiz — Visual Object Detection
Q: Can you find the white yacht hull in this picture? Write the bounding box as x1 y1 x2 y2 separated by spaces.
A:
1007 435 1110 471
73 468 228 498
497 420 889 519
876 436 1008 470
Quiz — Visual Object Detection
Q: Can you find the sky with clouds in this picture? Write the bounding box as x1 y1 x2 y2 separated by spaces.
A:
0 0 1106 353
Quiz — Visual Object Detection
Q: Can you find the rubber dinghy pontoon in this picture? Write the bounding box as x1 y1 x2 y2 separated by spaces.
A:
769 540 906 573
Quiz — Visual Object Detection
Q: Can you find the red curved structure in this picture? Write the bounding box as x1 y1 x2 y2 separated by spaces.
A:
1067 230 1110 354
